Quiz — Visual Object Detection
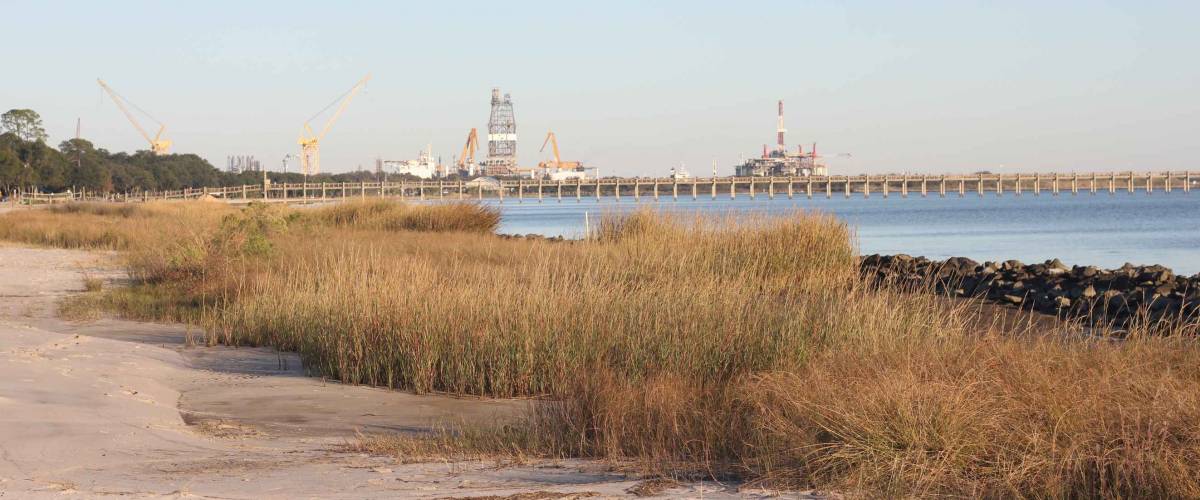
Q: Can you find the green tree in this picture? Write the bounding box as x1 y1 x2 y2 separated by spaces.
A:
1 109 48 143
0 145 24 196
59 139 112 192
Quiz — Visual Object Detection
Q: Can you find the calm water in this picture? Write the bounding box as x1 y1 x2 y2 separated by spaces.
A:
484 192 1200 275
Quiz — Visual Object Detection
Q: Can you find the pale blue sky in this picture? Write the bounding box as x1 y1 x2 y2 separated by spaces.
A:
2 1 1196 176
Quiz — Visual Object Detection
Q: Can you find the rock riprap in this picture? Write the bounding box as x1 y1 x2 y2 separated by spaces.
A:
860 254 1200 330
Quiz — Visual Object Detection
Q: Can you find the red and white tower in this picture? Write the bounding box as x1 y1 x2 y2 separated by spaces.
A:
776 100 787 154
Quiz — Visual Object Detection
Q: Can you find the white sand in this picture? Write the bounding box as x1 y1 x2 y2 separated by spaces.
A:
0 244 800 499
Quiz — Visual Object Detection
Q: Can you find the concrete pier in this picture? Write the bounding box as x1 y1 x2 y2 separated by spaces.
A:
18 171 1198 206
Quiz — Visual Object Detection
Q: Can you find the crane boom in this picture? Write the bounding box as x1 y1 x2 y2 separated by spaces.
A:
298 74 371 176
458 128 479 168
96 78 172 155
539 131 562 168
537 130 583 173
316 75 371 141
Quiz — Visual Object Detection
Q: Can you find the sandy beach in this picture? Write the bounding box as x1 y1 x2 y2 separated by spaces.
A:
0 244 778 499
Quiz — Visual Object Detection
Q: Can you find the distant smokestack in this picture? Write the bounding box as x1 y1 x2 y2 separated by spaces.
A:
776 100 786 153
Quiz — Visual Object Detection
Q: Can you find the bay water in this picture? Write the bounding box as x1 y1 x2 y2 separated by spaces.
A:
485 191 1200 275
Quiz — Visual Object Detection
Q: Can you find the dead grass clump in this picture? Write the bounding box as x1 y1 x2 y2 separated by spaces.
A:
82 275 103 292
305 199 500 233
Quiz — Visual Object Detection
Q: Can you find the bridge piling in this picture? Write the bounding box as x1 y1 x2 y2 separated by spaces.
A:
672 181 678 201
633 180 640 202
692 180 698 200
614 179 620 202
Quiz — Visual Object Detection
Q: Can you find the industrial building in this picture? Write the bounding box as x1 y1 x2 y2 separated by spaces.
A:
226 155 261 173
377 145 441 179
735 100 832 177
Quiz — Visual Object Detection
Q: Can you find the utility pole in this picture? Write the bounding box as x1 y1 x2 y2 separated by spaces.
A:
74 118 82 170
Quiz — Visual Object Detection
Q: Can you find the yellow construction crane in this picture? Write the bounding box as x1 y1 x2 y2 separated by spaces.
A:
538 131 582 171
298 75 371 176
96 78 172 155
457 128 479 174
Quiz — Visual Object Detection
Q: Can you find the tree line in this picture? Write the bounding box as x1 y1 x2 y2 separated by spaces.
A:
1 109 392 198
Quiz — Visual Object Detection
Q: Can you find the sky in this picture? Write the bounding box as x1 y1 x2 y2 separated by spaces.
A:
1 0 1197 176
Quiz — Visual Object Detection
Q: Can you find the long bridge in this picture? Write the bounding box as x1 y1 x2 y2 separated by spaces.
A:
16 171 1198 205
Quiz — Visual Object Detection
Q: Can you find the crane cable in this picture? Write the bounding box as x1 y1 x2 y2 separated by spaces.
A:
100 83 165 127
305 82 366 125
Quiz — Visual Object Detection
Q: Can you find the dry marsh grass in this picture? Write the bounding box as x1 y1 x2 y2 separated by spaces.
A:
0 202 234 250
749 333 1200 498
304 198 501 233
4 199 1199 497
204 210 856 395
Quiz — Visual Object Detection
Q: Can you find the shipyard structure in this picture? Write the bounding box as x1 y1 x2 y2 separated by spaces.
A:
482 88 518 176
735 100 832 177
